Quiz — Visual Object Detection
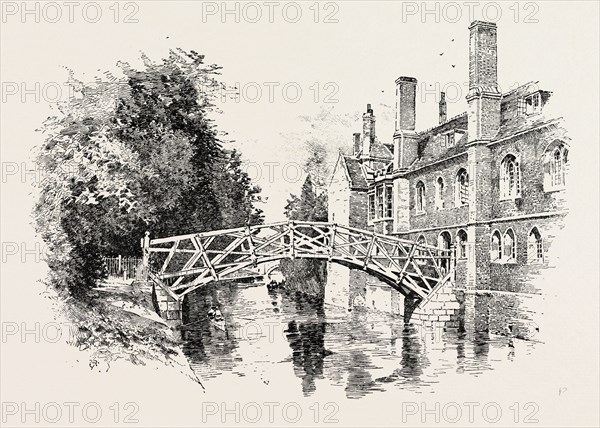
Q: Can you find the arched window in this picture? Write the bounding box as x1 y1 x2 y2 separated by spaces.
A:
438 231 452 250
491 231 502 261
415 181 425 213
545 143 569 190
500 155 521 199
416 235 427 265
503 228 516 262
527 227 543 264
456 229 468 259
438 231 452 271
435 177 445 209
455 168 469 206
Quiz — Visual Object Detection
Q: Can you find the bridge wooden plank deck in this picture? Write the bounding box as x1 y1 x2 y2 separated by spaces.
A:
142 221 455 304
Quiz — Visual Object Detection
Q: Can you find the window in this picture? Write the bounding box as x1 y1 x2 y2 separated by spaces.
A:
438 231 451 250
519 92 542 115
376 185 384 218
444 132 455 148
456 229 468 259
368 192 375 221
525 92 541 115
415 181 425 213
527 227 543 264
438 232 452 271
545 143 569 190
455 168 469 206
503 229 516 262
500 155 521 199
435 177 445 210
491 231 502 261
385 185 393 218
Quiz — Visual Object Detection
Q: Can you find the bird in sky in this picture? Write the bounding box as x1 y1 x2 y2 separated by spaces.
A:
439 52 444 56
452 65 456 68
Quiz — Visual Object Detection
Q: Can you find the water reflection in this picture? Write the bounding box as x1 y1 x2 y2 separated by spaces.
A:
181 282 537 398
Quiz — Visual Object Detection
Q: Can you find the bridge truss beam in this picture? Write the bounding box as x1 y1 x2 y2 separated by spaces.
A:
142 221 454 304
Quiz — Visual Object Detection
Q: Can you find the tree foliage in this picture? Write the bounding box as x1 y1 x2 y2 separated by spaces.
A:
34 50 263 299
280 175 328 296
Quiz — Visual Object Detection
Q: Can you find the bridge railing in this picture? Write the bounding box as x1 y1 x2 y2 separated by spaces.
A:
141 221 455 300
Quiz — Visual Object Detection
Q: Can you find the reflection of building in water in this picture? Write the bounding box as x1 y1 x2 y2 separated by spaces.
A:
327 21 568 338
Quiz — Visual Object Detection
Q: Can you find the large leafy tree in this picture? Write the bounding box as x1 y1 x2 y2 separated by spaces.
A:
35 50 263 299
281 175 328 296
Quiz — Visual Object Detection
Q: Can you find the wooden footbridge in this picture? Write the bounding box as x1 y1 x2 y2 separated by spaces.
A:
141 221 455 315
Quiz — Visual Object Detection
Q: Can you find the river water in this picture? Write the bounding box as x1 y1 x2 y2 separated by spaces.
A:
181 282 538 399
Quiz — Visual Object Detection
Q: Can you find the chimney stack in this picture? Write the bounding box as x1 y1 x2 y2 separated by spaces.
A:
395 77 417 131
439 92 447 124
393 77 419 171
362 104 375 156
466 21 501 143
469 20 498 89
353 132 361 156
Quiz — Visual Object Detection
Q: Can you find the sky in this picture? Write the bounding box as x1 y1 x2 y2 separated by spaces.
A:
2 1 598 223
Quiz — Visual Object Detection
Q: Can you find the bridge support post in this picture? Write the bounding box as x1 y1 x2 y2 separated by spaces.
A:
449 244 456 284
141 231 150 282
152 283 182 323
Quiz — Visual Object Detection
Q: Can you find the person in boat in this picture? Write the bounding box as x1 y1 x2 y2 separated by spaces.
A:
208 306 224 321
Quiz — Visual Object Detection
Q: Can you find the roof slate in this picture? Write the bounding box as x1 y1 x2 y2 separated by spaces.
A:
342 155 369 189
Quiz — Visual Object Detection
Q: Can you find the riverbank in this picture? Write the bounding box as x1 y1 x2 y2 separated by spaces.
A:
58 279 201 385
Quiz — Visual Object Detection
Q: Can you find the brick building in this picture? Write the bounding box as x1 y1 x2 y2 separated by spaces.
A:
327 21 569 322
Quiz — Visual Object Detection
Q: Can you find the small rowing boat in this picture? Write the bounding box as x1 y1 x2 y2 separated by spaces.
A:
208 307 226 331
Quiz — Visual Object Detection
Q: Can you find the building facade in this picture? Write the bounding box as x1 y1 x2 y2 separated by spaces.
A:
327 21 569 331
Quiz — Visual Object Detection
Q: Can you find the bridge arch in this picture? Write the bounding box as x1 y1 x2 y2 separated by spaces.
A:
143 221 454 305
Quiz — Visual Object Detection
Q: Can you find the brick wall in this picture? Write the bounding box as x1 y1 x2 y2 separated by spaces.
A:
349 190 368 228
490 125 569 218
404 155 470 231
487 215 566 293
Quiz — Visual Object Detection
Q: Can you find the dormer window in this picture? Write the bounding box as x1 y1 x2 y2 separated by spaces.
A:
520 92 542 115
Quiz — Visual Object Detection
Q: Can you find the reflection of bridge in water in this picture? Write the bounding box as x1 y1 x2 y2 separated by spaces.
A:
142 221 455 320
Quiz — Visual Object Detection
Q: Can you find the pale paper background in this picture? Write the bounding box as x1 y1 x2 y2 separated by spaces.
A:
1 1 598 427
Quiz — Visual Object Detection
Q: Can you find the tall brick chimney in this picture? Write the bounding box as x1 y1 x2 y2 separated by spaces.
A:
439 92 447 124
393 77 419 170
353 132 361 156
395 77 416 132
465 21 501 289
466 21 501 142
361 104 375 157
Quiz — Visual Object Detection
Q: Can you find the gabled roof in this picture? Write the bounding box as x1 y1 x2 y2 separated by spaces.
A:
407 113 469 171
494 82 558 142
369 140 393 160
329 152 369 191
343 155 369 190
